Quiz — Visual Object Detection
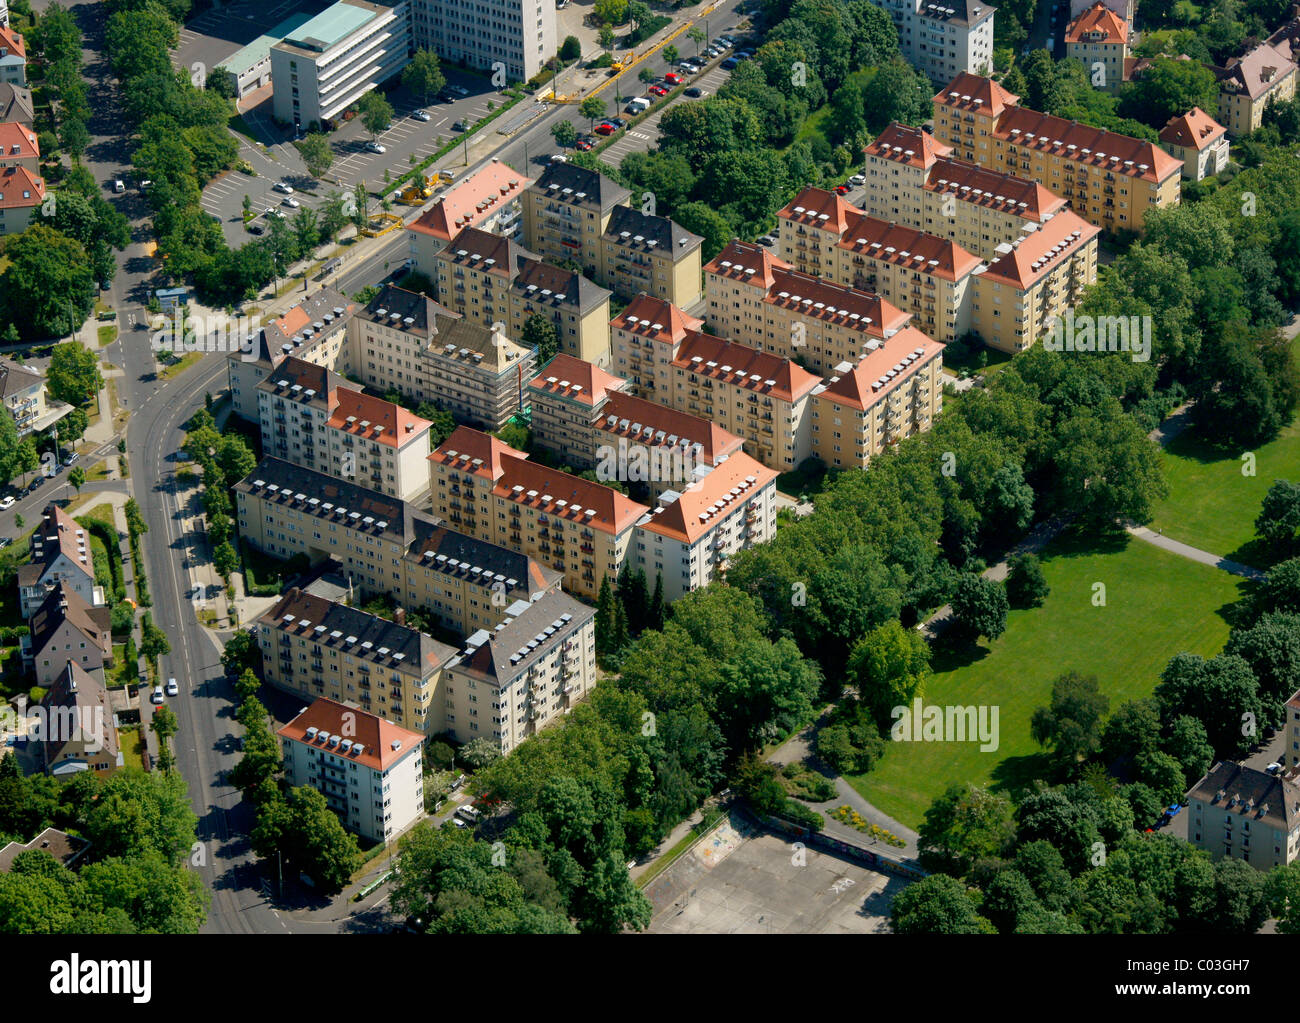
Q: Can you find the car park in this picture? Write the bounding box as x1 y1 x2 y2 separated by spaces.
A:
150 685 164 706
608 117 627 129
594 122 616 135
166 678 179 697
273 182 294 194
446 83 469 97
849 173 866 186
412 109 431 121
364 140 386 153
721 56 738 69
576 136 595 150
247 222 264 235
282 196 301 208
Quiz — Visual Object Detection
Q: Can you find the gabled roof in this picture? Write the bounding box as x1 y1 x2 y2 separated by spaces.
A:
814 327 945 412
864 122 954 169
41 662 117 768
408 159 532 242
235 458 409 546
529 161 631 213
511 255 610 315
0 828 89 873
933 72 1020 117
0 83 34 124
0 353 40 400
995 107 1182 182
602 205 702 260
450 590 595 687
257 354 344 409
28 584 112 663
0 122 38 162
977 209 1099 289
927 155 1069 220
609 293 703 344
766 266 912 337
1065 2 1129 44
493 452 650 536
777 186 859 233
598 391 744 466
673 333 822 403
1159 106 1226 150
0 26 26 61
838 212 982 283
23 505 93 585
638 452 777 545
431 425 526 482
277 697 427 773
1217 42 1298 100
704 240 791 289
403 515 561 599
527 353 625 408
326 389 432 448
357 283 456 338
1187 761 1300 832
441 225 534 278
0 165 42 209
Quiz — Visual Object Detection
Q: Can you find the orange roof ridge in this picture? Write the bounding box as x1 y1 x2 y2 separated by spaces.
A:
528 353 625 407
612 293 704 342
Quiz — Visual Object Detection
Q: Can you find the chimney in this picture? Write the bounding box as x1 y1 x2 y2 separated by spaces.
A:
394 606 406 627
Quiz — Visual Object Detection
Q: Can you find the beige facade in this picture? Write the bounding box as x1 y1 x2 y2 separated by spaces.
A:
1215 42 1298 137
25 585 113 689
1158 107 1230 181
0 355 69 438
1187 761 1300 871
526 353 626 463
1064 3 1130 91
931 71 1182 233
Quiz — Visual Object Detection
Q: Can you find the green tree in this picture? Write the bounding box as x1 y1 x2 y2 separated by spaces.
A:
560 35 582 62
357 90 395 140
1031 672 1109 775
551 120 578 148
1257 480 1300 556
949 574 1008 643
67 466 85 496
521 312 560 364
2 227 95 339
847 620 930 729
917 782 1016 876
460 736 501 770
46 342 103 408
295 132 334 179
401 48 446 105
892 873 996 933
579 95 607 130
139 613 171 669
1006 552 1049 608
251 786 360 895
212 541 238 581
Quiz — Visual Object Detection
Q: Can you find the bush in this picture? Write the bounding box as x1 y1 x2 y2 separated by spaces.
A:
779 800 824 831
815 709 886 776
110 600 135 637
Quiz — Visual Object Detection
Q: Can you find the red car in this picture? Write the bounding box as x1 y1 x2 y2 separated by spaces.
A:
649 84 669 96
836 184 850 195
594 122 616 135
576 137 595 150
663 72 682 85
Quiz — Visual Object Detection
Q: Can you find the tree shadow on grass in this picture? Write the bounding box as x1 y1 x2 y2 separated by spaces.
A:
990 750 1056 800
930 636 994 673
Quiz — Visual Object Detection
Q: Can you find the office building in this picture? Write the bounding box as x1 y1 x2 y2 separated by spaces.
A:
410 0 556 83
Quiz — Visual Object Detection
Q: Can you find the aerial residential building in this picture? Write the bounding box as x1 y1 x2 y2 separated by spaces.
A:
970 208 1100 353
1068 0 1131 19
0 121 38 176
873 0 996 82
0 355 70 438
227 288 354 421
256 356 434 503
0 24 25 86
24 584 114 689
409 0 556 83
440 591 595 755
526 353 627 463
0 829 90 873
1215 42 1298 137
810 327 946 469
348 284 534 430
637 452 778 602
522 162 631 272
270 0 413 128
258 588 456 736
863 123 1069 261
1158 107 1230 180
1064 2 1130 91
430 226 613 366
931 71 1182 232
18 506 103 620
704 241 914 376
37 663 122 778
610 293 704 399
407 158 532 265
0 82 33 127
428 426 649 600
277 697 426 843
1186 761 1300 870
0 164 43 235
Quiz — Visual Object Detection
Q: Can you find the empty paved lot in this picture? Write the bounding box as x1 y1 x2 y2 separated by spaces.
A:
644 816 906 934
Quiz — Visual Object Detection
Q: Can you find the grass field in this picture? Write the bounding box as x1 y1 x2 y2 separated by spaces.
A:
850 531 1246 831
1148 414 1299 570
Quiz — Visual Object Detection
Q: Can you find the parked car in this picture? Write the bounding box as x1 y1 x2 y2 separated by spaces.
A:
680 61 700 74
756 234 776 247
112 179 125 193
412 109 431 121
607 117 627 129
835 183 850 195
150 685 164 706
849 173 866 186
166 678 179 697
247 222 264 235
684 86 705 98
63 452 78 466
594 122 616 135
30 476 43 490
282 196 301 208
273 182 294 194
0 496 13 510
364 140 386 153
720 57 738 70
451 120 468 132
0 537 12 549
456 804 481 822
648 84 668 97
663 72 681 85
447 83 469 97
1267 762 1283 775
451 817 467 828
576 136 595 150
549 152 568 163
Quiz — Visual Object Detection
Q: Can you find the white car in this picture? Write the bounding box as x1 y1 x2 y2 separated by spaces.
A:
550 153 568 163
273 182 294 194
0 496 13 510
447 83 469 97
413 109 431 122
849 173 865 186
282 196 301 208
365 141 386 154
150 685 164 706
165 678 179 697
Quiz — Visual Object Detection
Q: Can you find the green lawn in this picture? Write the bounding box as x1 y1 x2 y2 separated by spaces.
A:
850 532 1246 831
1148 414 1300 570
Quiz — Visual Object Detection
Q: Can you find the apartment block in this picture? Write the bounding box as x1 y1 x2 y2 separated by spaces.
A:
24 584 114 689
410 0 556 83
0 355 70 438
1065 2 1130 91
257 355 434 503
609 295 821 471
430 226 612 366
637 453 778 602
932 72 1182 233
407 158 532 265
1215 42 1298 137
863 123 1068 261
348 285 534 431
1186 761 1300 870
278 697 426 843
1158 107 1229 181
270 0 412 128
0 164 43 235
258 587 455 736
227 288 354 421
429 426 648 600
526 353 626 462
970 209 1100 354
38 663 122 778
704 240 913 376
18 505 103 620
522 163 703 309
811 327 945 469
441 591 595 755
873 0 995 82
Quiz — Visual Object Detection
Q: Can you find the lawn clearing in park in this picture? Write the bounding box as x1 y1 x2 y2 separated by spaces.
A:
1148 413 1300 570
849 531 1246 831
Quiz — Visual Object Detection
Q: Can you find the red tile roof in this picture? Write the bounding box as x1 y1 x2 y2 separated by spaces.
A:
494 453 649 536
638 452 777 544
1159 106 1226 150
995 107 1182 182
766 266 912 338
409 160 532 242
0 122 38 162
0 164 42 209
674 333 821 403
598 391 745 465
277 697 426 773
0 27 26 60
1065 2 1130 44
610 294 703 344
704 240 791 288
864 122 953 169
976 209 1100 289
326 388 432 448
838 212 982 283
815 326 945 411
933 72 1020 117
777 186 859 233
431 425 525 481
527 353 625 407
927 156 1068 220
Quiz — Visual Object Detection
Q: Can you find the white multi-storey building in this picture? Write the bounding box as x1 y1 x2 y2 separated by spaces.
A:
410 0 555 83
875 0 995 82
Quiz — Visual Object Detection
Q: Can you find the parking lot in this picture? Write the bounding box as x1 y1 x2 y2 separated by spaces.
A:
599 61 733 166
644 814 905 934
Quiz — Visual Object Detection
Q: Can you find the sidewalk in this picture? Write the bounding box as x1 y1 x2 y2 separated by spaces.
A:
1126 525 1265 581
